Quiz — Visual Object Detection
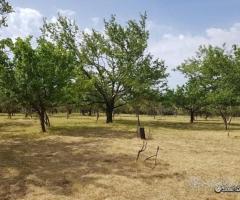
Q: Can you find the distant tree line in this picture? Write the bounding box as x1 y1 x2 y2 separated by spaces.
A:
0 5 168 132
169 45 240 130
1 1 240 132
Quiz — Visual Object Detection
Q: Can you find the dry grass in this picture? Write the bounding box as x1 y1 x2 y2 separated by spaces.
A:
0 113 240 200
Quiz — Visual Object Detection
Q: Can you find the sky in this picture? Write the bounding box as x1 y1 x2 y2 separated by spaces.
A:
3 0 240 88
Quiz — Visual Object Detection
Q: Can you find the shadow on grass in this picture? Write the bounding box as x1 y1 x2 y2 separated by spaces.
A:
0 120 34 133
0 138 172 199
49 125 136 139
115 119 240 131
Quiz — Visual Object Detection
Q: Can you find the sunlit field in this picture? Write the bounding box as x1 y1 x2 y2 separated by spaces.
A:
0 114 240 200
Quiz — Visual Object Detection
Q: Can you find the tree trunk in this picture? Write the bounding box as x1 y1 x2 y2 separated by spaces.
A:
106 103 113 123
36 107 49 132
190 110 195 123
135 107 141 127
137 113 141 126
223 117 228 130
88 109 92 116
96 110 99 121
220 110 228 130
8 112 11 119
39 109 46 132
205 113 209 120
45 112 50 127
228 116 232 125
81 110 86 116
67 112 69 119
189 110 195 123
66 108 72 119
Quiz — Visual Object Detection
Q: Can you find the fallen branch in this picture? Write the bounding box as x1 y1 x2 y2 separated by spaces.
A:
144 146 159 167
136 140 147 161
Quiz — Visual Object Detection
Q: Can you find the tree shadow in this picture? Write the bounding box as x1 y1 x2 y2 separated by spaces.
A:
0 120 34 133
115 119 240 131
49 125 136 139
0 138 173 199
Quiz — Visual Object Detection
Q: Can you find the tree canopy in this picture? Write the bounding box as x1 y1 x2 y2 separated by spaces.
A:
0 0 13 27
0 37 75 132
43 14 168 123
178 45 240 129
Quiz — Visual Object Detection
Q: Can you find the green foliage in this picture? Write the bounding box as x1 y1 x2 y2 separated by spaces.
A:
0 0 13 27
175 79 207 111
43 14 168 123
0 39 18 115
0 36 75 131
10 37 74 109
178 45 240 127
0 87 18 114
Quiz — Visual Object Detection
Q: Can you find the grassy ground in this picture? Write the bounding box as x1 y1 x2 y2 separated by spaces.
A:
0 113 240 200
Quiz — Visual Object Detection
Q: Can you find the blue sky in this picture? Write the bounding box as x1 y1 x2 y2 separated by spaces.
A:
5 0 240 87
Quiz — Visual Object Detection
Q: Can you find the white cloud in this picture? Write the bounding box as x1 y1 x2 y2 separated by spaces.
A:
3 8 240 88
0 7 78 40
83 27 92 34
147 20 173 35
57 9 76 17
150 34 206 67
149 22 240 87
0 7 43 39
91 17 100 26
49 16 58 23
